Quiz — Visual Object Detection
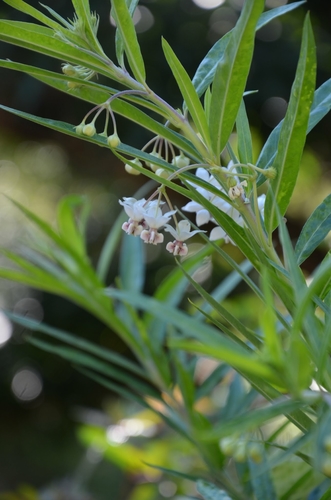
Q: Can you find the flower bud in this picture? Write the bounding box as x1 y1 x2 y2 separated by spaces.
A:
172 153 190 169
125 158 142 175
265 167 277 179
145 152 162 172
107 133 120 148
322 456 331 477
233 441 247 463
75 124 84 135
67 81 81 90
62 64 77 77
155 168 169 179
82 123 96 137
220 436 237 456
247 442 263 463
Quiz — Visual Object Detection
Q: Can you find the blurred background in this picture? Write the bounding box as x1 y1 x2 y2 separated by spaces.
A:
0 0 330 498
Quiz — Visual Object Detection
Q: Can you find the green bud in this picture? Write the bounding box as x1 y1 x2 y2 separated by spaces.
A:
62 64 77 77
172 153 190 169
265 167 277 179
82 123 96 137
220 436 237 456
125 158 142 175
75 124 84 135
107 133 120 148
67 81 81 90
233 440 247 463
146 152 162 172
322 456 331 477
247 442 264 463
155 168 169 179
226 176 237 188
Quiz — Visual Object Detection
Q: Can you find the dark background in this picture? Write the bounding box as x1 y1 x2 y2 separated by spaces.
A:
0 0 330 498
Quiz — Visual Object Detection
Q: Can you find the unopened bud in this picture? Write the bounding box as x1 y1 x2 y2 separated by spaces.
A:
172 153 190 169
233 441 247 463
265 167 277 179
67 81 81 90
125 158 142 175
75 123 84 135
155 168 169 179
322 456 331 477
220 436 237 456
82 123 96 137
107 133 120 148
146 152 162 172
247 442 263 463
62 64 77 77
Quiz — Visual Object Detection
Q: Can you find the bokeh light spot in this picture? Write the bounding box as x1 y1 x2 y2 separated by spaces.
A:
159 481 177 498
261 96 288 128
0 311 13 347
192 0 226 9
11 367 43 401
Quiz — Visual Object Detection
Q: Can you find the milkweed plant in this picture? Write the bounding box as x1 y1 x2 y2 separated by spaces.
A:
1 0 331 498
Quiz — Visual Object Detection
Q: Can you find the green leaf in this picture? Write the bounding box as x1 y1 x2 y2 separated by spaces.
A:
257 78 331 185
264 14 316 232
105 288 277 382
3 0 64 31
200 399 305 442
0 102 201 163
295 194 331 265
209 0 264 157
5 312 147 378
236 99 253 165
56 195 89 259
161 38 211 150
192 1 306 99
0 20 111 77
70 0 104 55
196 480 233 500
248 454 277 500
114 0 139 68
111 0 146 83
28 336 160 398
120 233 145 293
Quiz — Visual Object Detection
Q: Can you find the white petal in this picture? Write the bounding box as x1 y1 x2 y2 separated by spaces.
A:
210 226 226 241
182 201 203 213
196 209 211 226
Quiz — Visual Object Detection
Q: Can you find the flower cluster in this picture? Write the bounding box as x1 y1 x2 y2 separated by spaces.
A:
119 198 203 256
182 165 266 245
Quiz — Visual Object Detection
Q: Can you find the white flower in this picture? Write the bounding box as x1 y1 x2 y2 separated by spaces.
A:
119 197 159 236
164 220 204 242
164 220 205 257
140 206 176 245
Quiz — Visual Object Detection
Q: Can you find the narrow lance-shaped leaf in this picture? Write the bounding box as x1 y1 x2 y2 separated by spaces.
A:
56 195 90 259
161 38 212 151
209 0 264 157
295 193 331 265
111 0 146 83
264 14 316 233
114 0 139 68
236 98 253 166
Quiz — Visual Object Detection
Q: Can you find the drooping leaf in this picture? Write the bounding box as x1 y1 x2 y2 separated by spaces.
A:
209 0 264 157
264 14 316 233
295 194 331 265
